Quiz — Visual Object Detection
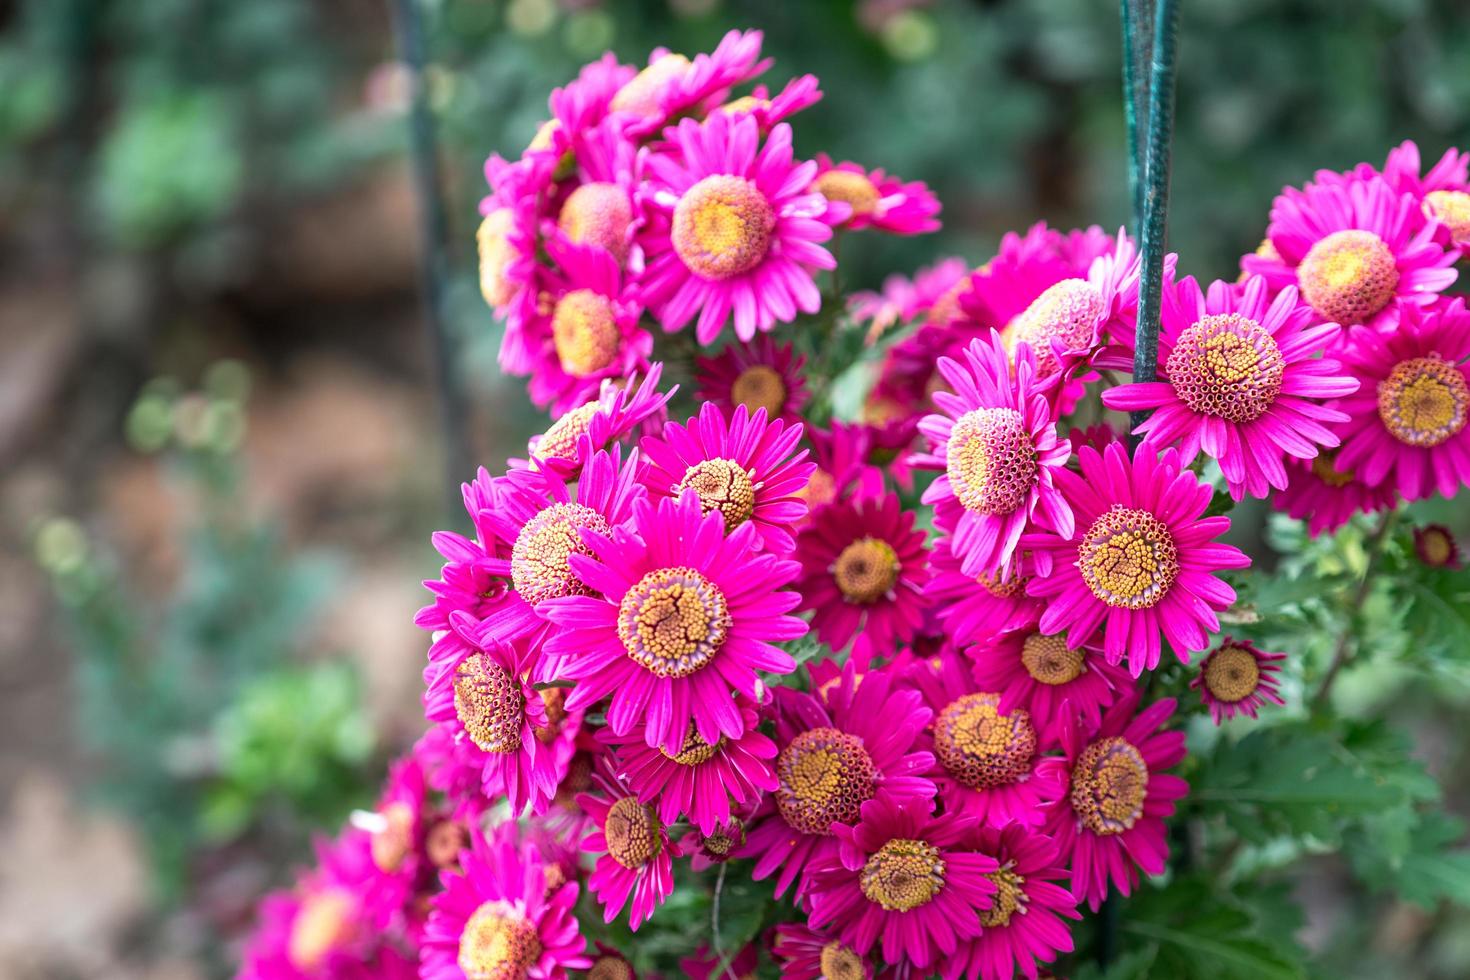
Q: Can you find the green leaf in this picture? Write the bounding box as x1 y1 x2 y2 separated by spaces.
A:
1114 878 1308 980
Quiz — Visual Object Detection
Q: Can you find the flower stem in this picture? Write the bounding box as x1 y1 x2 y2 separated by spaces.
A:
711 861 736 980
1313 509 1399 707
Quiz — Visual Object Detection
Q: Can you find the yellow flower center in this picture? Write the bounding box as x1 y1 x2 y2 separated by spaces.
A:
457 902 542 980
660 724 724 766
533 402 599 462
1297 229 1399 325
775 726 876 835
1418 526 1456 566
477 210 517 308
1202 643 1261 703
453 652 525 753
946 407 1038 515
798 468 838 513
588 955 634 980
1010 279 1105 375
609 53 691 118
730 364 787 418
979 866 1028 928
977 567 1030 597
1070 736 1149 836
833 537 900 604
819 940 866 980
558 181 633 262
1079 506 1180 609
1310 447 1355 488
425 818 470 869
672 175 776 280
604 796 662 868
535 686 569 745
813 169 881 218
1165 313 1285 423
1021 632 1086 685
511 502 609 605
1423 189 1470 243
675 458 758 528
617 567 730 678
1376 354 1468 447
370 801 415 873
860 838 946 912
551 290 620 377
288 889 356 971
934 692 1036 789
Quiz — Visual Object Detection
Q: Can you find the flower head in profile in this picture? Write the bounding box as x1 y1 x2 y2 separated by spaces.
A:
968 625 1132 736
919 331 1074 577
799 422 886 519
524 365 675 479
908 653 1064 828
1189 638 1286 725
1242 173 1459 329
1333 299 1470 502
925 540 1043 649
695 334 810 426
715 73 824 129
1272 444 1399 538
1023 442 1251 675
806 796 999 970
810 154 942 235
640 402 813 555
641 111 840 344
1103 275 1359 500
420 824 589 980
794 490 931 662
850 256 970 338
943 825 1080 980
772 922 873 980
742 663 936 900
541 490 805 754
1351 141 1470 248
578 766 678 930
1039 696 1188 910
598 699 777 835
608 29 771 134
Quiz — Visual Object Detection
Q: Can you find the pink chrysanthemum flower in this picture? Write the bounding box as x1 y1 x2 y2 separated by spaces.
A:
811 154 942 235
849 256 970 338
420 825 589 980
925 539 1042 649
640 402 814 555
478 171 550 377
415 467 508 636
800 422 885 518
578 766 678 930
1328 141 1470 248
641 112 840 344
1332 300 1470 502
1023 443 1251 675
695 334 811 426
526 236 653 414
806 796 998 971
1102 275 1359 500
608 29 771 134
942 825 1080 980
522 52 634 172
597 699 777 834
1242 174 1459 329
716 74 824 129
742 664 937 900
908 653 1065 828
1415 523 1463 569
679 812 750 871
524 365 674 479
541 490 805 753
1272 444 1399 537
968 625 1132 737
794 491 931 661
422 618 572 816
771 922 874 980
1038 696 1188 911
918 331 1074 576
584 942 637 980
1189 637 1286 725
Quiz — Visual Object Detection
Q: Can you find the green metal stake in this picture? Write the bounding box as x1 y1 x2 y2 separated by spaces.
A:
1120 0 1149 240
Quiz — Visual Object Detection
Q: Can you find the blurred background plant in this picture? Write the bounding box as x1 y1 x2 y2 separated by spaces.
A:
1 0 1468 977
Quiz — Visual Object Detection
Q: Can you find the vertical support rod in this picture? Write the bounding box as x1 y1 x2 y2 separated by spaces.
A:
1119 0 1148 241
1128 0 1181 446
389 0 474 517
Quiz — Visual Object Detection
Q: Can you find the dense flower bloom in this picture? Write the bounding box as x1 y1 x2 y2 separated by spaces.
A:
525 366 675 479
598 700 777 834
943 825 1080 980
1334 141 1470 248
695 334 811 425
420 824 589 980
849 256 970 338
1103 275 1359 499
800 422 885 517
1332 300 1470 502
968 625 1132 736
578 767 678 929
919 331 1074 576
1038 696 1188 910
422 617 572 816
641 111 841 344
640 402 813 554
925 539 1043 649
806 796 999 970
743 664 936 899
794 490 931 660
1272 444 1399 537
609 30 770 134
541 490 805 753
1189 637 1286 724
811 154 942 235
771 922 874 980
1414 523 1463 568
1242 174 1459 329
908 653 1064 827
1023 443 1251 675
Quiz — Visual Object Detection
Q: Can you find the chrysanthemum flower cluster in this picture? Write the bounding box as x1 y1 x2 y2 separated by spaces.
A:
240 32 1470 980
